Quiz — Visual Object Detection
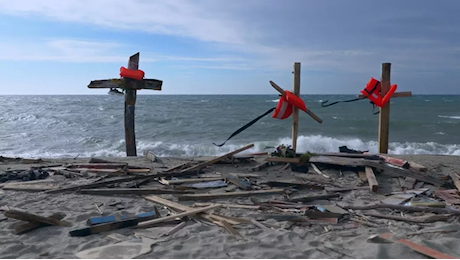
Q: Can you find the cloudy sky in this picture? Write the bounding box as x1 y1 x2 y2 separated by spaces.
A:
0 0 459 95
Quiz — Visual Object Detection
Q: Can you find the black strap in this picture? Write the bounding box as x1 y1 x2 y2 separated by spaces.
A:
321 97 364 107
213 107 276 147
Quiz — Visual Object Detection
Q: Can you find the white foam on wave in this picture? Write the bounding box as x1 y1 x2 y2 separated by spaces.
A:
3 135 460 158
439 115 460 120
266 99 280 103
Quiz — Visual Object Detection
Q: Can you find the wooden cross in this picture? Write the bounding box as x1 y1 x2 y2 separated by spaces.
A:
87 52 163 156
359 63 412 154
270 62 323 152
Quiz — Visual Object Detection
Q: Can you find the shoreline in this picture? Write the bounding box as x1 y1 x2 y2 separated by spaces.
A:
1 153 460 258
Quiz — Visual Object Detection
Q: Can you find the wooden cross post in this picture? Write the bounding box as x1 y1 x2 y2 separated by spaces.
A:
359 63 412 154
87 52 163 156
292 62 301 151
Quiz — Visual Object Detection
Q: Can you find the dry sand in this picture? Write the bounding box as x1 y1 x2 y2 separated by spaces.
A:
1 154 460 259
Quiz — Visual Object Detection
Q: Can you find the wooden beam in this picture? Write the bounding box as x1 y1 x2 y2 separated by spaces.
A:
124 53 139 156
269 81 322 123
378 63 391 154
4 210 71 227
88 78 162 90
78 188 192 195
292 62 301 151
177 189 285 201
14 213 66 235
365 166 379 192
359 91 412 99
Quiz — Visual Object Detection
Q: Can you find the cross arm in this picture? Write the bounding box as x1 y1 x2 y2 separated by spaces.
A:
88 78 163 90
269 81 323 123
358 91 412 99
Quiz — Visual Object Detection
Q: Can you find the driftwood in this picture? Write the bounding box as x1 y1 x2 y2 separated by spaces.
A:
177 189 284 201
78 188 192 195
288 193 341 203
14 213 66 235
221 172 251 190
344 204 460 215
4 210 71 227
365 213 450 223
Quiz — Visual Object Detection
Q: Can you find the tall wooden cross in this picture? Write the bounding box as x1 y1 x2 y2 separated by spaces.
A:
359 63 412 154
270 62 323 152
87 52 163 156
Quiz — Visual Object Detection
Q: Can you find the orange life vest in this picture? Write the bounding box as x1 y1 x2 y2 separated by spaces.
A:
272 90 307 120
361 77 397 107
120 66 145 81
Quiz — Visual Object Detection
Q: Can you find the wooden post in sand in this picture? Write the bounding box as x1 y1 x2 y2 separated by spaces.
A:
87 52 163 156
377 63 412 154
292 62 301 151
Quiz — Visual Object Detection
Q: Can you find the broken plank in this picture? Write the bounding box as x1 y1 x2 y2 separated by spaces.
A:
135 205 220 229
288 193 341 203
2 184 57 192
142 195 240 225
358 171 368 182
177 189 284 201
250 161 271 172
67 163 128 169
343 204 460 215
159 177 223 185
365 166 379 192
14 213 66 235
379 155 409 168
264 180 324 189
87 211 158 225
381 193 418 205
403 177 417 190
378 233 456 259
407 161 427 172
184 180 227 189
163 162 194 173
4 210 71 227
88 78 162 90
219 219 243 239
193 203 260 210
221 172 251 190
435 189 460 205
78 188 192 196
311 163 330 179
179 144 255 173
70 218 139 237
365 213 450 223
450 172 460 192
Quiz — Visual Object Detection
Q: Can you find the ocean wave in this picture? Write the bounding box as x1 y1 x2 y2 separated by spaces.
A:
439 115 460 119
266 99 279 103
3 134 460 158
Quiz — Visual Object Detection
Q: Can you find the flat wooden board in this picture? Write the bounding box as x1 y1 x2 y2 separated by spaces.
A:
88 78 162 90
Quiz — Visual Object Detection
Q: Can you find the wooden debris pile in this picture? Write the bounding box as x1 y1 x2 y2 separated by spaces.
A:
1 143 459 258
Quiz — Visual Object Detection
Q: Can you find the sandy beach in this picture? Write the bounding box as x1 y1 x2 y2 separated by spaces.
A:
0 152 459 259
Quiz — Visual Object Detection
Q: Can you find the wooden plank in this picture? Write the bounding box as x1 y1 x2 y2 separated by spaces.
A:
221 172 251 190
179 143 255 173
88 78 162 90
163 162 193 173
78 188 192 195
177 189 284 201
2 184 57 192
193 203 260 210
358 91 412 98
69 218 139 237
292 62 301 151
136 205 220 229
358 171 368 182
288 193 341 203
67 163 128 168
365 166 378 192
378 233 456 259
379 155 409 168
87 211 158 225
269 81 322 123
250 161 271 172
450 172 460 192
160 177 223 185
378 63 391 153
365 213 449 223
408 161 427 172
142 195 240 225
14 213 66 235
403 177 417 189
344 203 460 215
124 52 139 156
311 163 330 179
4 210 71 227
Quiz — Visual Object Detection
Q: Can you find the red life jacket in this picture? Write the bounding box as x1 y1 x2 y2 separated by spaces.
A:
361 77 397 107
120 66 145 81
272 90 307 120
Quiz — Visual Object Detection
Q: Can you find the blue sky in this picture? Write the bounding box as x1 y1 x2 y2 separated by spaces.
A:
0 0 459 95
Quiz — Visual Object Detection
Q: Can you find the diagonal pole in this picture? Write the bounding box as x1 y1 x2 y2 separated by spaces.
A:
124 53 139 156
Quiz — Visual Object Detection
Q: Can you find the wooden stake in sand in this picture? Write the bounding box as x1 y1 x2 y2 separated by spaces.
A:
87 52 163 156
292 62 301 151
